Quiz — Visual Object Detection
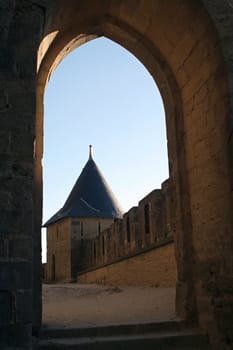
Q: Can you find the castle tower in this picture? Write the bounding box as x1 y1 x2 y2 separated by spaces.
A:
44 146 123 282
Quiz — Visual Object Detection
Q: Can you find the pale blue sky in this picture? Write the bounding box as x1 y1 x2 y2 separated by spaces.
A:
42 37 168 262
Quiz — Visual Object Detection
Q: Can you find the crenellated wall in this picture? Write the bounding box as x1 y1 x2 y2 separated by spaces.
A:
79 179 175 275
46 218 72 282
44 179 176 285
78 241 176 287
45 217 114 282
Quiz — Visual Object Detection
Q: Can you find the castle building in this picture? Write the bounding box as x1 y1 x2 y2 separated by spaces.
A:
44 146 176 286
44 146 123 282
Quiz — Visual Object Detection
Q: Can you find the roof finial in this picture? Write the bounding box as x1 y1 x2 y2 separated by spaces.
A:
89 145 93 159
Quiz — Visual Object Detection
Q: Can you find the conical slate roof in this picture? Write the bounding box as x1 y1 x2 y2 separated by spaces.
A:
44 146 123 226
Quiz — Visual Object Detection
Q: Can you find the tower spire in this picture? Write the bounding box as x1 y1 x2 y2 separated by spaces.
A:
89 145 93 159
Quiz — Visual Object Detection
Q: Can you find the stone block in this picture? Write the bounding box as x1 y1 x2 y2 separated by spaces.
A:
0 0 16 41
0 47 15 72
0 291 13 323
15 48 37 77
0 131 11 155
9 238 32 261
16 290 32 323
0 112 35 132
10 129 34 157
0 180 33 236
0 89 9 111
2 159 33 178
170 29 198 71
0 238 8 260
8 1 44 48
0 324 31 347
8 90 36 114
0 262 32 290
9 23 40 48
0 209 17 235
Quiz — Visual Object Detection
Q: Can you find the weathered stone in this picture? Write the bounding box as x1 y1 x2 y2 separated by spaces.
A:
0 47 16 72
10 130 34 157
0 89 9 111
0 238 9 260
0 324 31 348
16 290 32 323
9 238 32 261
0 1 233 349
15 49 37 77
0 0 16 42
0 131 11 155
0 262 32 290
0 291 13 323
7 90 36 114
45 180 176 283
78 241 177 287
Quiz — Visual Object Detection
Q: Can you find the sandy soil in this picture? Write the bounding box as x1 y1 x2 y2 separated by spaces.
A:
42 283 176 328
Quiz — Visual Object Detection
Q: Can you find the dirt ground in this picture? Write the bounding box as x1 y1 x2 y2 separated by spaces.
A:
42 283 176 328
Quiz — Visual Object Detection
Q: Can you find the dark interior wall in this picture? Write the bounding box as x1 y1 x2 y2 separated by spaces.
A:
0 0 45 348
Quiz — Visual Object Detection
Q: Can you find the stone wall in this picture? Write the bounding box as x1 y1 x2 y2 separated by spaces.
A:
36 8 233 350
45 217 115 282
78 241 176 287
76 180 176 289
44 179 174 283
46 218 71 282
0 1 45 347
0 1 233 349
80 180 174 272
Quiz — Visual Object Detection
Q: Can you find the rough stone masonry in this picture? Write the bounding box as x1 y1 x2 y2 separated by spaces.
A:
0 1 233 349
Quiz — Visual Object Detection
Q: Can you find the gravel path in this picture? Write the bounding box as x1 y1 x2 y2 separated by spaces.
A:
43 283 176 328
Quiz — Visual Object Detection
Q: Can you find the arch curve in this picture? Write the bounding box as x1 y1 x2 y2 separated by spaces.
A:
35 1 232 347
37 11 191 312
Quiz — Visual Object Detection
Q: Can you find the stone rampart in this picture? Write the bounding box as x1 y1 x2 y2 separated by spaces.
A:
78 240 176 287
80 180 175 273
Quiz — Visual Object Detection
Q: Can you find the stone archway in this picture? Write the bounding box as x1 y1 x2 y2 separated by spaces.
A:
35 1 233 347
37 3 190 322
1 1 233 349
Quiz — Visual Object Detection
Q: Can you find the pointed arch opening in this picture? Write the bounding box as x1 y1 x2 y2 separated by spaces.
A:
41 35 178 326
35 2 231 341
36 18 189 330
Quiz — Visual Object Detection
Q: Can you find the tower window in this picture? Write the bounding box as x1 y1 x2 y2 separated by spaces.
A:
126 217 131 242
72 220 80 225
94 242 96 259
144 203 150 234
102 236 105 255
